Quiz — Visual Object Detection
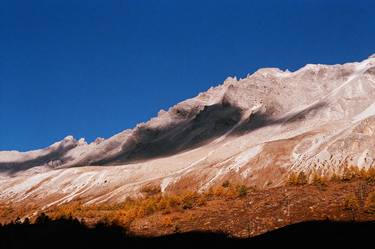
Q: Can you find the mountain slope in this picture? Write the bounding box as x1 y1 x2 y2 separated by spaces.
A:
1 55 375 206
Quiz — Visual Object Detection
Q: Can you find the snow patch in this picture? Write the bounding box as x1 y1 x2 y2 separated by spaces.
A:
232 145 263 171
160 177 174 192
357 150 373 168
352 102 375 123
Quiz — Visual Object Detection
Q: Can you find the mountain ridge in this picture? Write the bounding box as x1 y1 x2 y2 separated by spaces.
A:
1 55 375 206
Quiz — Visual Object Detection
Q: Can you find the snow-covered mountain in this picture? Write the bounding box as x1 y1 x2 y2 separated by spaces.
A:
1 55 375 207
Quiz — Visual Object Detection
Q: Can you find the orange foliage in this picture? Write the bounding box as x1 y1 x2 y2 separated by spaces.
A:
364 191 375 214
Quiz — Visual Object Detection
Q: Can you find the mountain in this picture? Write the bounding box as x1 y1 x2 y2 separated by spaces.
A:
1 55 375 207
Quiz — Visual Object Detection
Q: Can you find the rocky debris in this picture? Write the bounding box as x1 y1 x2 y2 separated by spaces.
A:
0 55 375 205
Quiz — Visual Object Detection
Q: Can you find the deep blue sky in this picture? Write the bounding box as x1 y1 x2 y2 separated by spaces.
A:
1 0 374 151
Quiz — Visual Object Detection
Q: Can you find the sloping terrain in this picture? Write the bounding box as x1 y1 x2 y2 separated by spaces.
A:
1 178 374 247
1 55 375 207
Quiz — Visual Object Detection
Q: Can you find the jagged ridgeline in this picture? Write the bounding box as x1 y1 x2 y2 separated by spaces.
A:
1 55 375 205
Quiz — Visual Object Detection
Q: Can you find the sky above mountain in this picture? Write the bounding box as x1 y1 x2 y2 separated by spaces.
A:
1 0 375 151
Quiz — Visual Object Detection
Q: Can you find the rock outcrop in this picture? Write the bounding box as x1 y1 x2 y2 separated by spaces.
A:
1 55 375 206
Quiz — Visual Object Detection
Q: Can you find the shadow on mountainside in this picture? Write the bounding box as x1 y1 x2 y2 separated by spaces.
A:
95 102 327 166
234 102 326 134
0 215 373 249
0 143 75 174
0 101 326 173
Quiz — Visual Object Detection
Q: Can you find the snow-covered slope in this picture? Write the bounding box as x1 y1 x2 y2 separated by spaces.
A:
1 55 375 206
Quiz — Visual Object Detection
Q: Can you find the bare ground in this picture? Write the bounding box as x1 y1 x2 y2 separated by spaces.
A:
1 179 374 238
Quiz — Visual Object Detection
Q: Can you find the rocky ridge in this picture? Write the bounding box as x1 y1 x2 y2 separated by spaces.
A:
0 55 375 206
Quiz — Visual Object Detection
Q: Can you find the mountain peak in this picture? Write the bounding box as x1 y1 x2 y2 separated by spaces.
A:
1 57 375 206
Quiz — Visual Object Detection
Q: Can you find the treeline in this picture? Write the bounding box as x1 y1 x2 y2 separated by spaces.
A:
9 166 374 226
45 181 253 226
287 166 375 217
287 165 375 186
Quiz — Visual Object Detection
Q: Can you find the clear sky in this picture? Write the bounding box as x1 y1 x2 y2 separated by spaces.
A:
1 0 374 151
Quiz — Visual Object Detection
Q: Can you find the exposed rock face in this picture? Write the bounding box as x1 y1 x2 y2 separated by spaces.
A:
1 55 375 206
